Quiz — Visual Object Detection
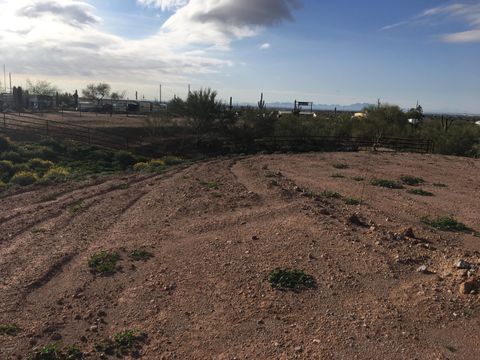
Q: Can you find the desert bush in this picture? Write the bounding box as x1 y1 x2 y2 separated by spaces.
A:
130 249 154 261
42 166 70 183
88 250 121 274
114 151 137 168
133 162 149 172
0 135 11 151
27 158 54 173
1 151 23 163
163 156 183 165
320 190 342 199
421 216 470 232
23 145 56 161
400 175 425 186
408 189 433 196
268 269 316 291
370 179 404 189
10 171 38 186
332 163 349 169
27 342 83 360
0 323 18 336
344 197 362 205
0 160 15 182
0 180 6 192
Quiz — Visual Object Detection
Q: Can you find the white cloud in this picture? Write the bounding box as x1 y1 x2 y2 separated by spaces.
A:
260 43 271 50
137 0 188 11
382 2 480 43
0 0 301 93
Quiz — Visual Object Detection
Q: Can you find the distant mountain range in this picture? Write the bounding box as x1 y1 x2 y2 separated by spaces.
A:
262 102 373 111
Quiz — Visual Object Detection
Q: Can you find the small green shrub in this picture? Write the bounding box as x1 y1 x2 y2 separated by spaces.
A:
344 197 362 205
332 163 349 169
408 189 434 196
114 151 137 168
352 176 365 182
370 179 404 189
163 156 183 166
331 173 345 178
198 179 220 190
130 249 153 261
0 160 15 182
27 342 83 360
68 202 85 214
400 175 425 186
1 151 23 163
133 162 149 172
268 269 316 291
0 323 19 336
114 330 136 348
320 190 341 199
88 251 121 274
433 183 448 188
0 180 7 192
0 135 11 151
421 216 470 232
27 158 54 173
10 171 38 186
42 167 70 183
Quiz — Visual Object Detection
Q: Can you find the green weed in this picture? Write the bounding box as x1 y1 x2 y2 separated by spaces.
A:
68 202 86 214
0 323 19 336
332 163 349 169
408 189 434 196
320 190 342 199
268 269 316 291
130 249 154 261
331 173 345 178
370 179 404 189
400 175 425 186
352 176 364 182
344 197 362 205
88 251 121 274
421 216 470 232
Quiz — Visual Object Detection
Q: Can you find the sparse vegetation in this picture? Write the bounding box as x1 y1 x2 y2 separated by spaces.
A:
198 179 220 190
10 171 38 186
370 179 404 189
400 175 425 186
332 163 349 169
94 330 146 357
408 189 434 196
130 249 153 261
421 216 470 232
268 269 316 291
88 250 121 274
320 190 342 199
433 183 448 188
352 176 365 182
27 342 84 360
68 202 86 214
331 173 345 178
0 323 19 336
344 197 362 205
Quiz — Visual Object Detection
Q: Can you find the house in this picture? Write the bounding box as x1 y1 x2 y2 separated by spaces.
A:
27 95 56 110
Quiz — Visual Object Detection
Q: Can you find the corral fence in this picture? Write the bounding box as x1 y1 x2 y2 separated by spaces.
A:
1 112 435 156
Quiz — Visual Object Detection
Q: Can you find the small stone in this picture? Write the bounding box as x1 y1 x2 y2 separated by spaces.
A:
459 278 479 295
417 265 429 274
89 325 98 332
74 314 81 320
97 310 107 317
312 339 321 344
252 235 259 241
401 227 415 239
456 260 473 270
294 346 303 353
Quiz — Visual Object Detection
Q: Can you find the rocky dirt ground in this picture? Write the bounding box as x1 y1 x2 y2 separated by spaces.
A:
0 151 479 359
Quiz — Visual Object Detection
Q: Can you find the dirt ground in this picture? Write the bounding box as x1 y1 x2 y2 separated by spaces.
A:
23 112 149 128
0 151 479 359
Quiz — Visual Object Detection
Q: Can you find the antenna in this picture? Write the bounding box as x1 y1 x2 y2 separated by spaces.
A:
159 84 162 104
3 65 6 93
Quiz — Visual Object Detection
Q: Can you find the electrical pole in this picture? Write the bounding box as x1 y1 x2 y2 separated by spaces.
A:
3 65 6 93
159 84 162 104
9 73 12 93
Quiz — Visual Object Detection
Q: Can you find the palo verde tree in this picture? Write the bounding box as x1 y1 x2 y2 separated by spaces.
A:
168 88 222 134
26 79 59 96
82 83 111 105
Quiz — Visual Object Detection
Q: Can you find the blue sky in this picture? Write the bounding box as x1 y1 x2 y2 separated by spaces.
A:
1 0 479 113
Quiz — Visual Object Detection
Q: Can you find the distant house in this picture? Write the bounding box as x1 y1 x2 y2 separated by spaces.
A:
28 95 56 110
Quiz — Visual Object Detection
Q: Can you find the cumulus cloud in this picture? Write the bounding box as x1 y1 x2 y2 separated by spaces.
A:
260 43 271 50
17 0 99 27
0 0 301 89
382 2 480 43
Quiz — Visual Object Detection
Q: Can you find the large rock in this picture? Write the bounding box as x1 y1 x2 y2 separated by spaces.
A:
459 278 479 295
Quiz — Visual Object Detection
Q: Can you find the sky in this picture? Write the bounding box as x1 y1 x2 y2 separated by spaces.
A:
0 0 479 113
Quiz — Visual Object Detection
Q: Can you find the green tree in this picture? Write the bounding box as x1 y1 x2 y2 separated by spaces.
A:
82 83 111 105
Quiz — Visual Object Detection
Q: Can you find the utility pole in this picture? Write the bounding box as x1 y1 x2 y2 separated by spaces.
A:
3 65 6 93
159 84 162 104
9 73 12 93
188 84 191 96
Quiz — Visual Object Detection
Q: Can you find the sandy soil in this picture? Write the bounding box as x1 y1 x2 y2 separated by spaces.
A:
1 152 479 359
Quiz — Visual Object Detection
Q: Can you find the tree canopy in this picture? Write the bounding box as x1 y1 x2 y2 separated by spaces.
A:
26 79 59 96
82 83 111 104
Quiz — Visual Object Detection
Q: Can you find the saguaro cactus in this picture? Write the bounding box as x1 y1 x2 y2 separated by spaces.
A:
258 92 265 110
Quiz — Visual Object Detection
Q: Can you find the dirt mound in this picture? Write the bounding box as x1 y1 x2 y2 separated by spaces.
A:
1 152 479 359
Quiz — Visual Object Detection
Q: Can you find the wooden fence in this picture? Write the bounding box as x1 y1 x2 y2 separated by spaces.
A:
1 112 435 156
